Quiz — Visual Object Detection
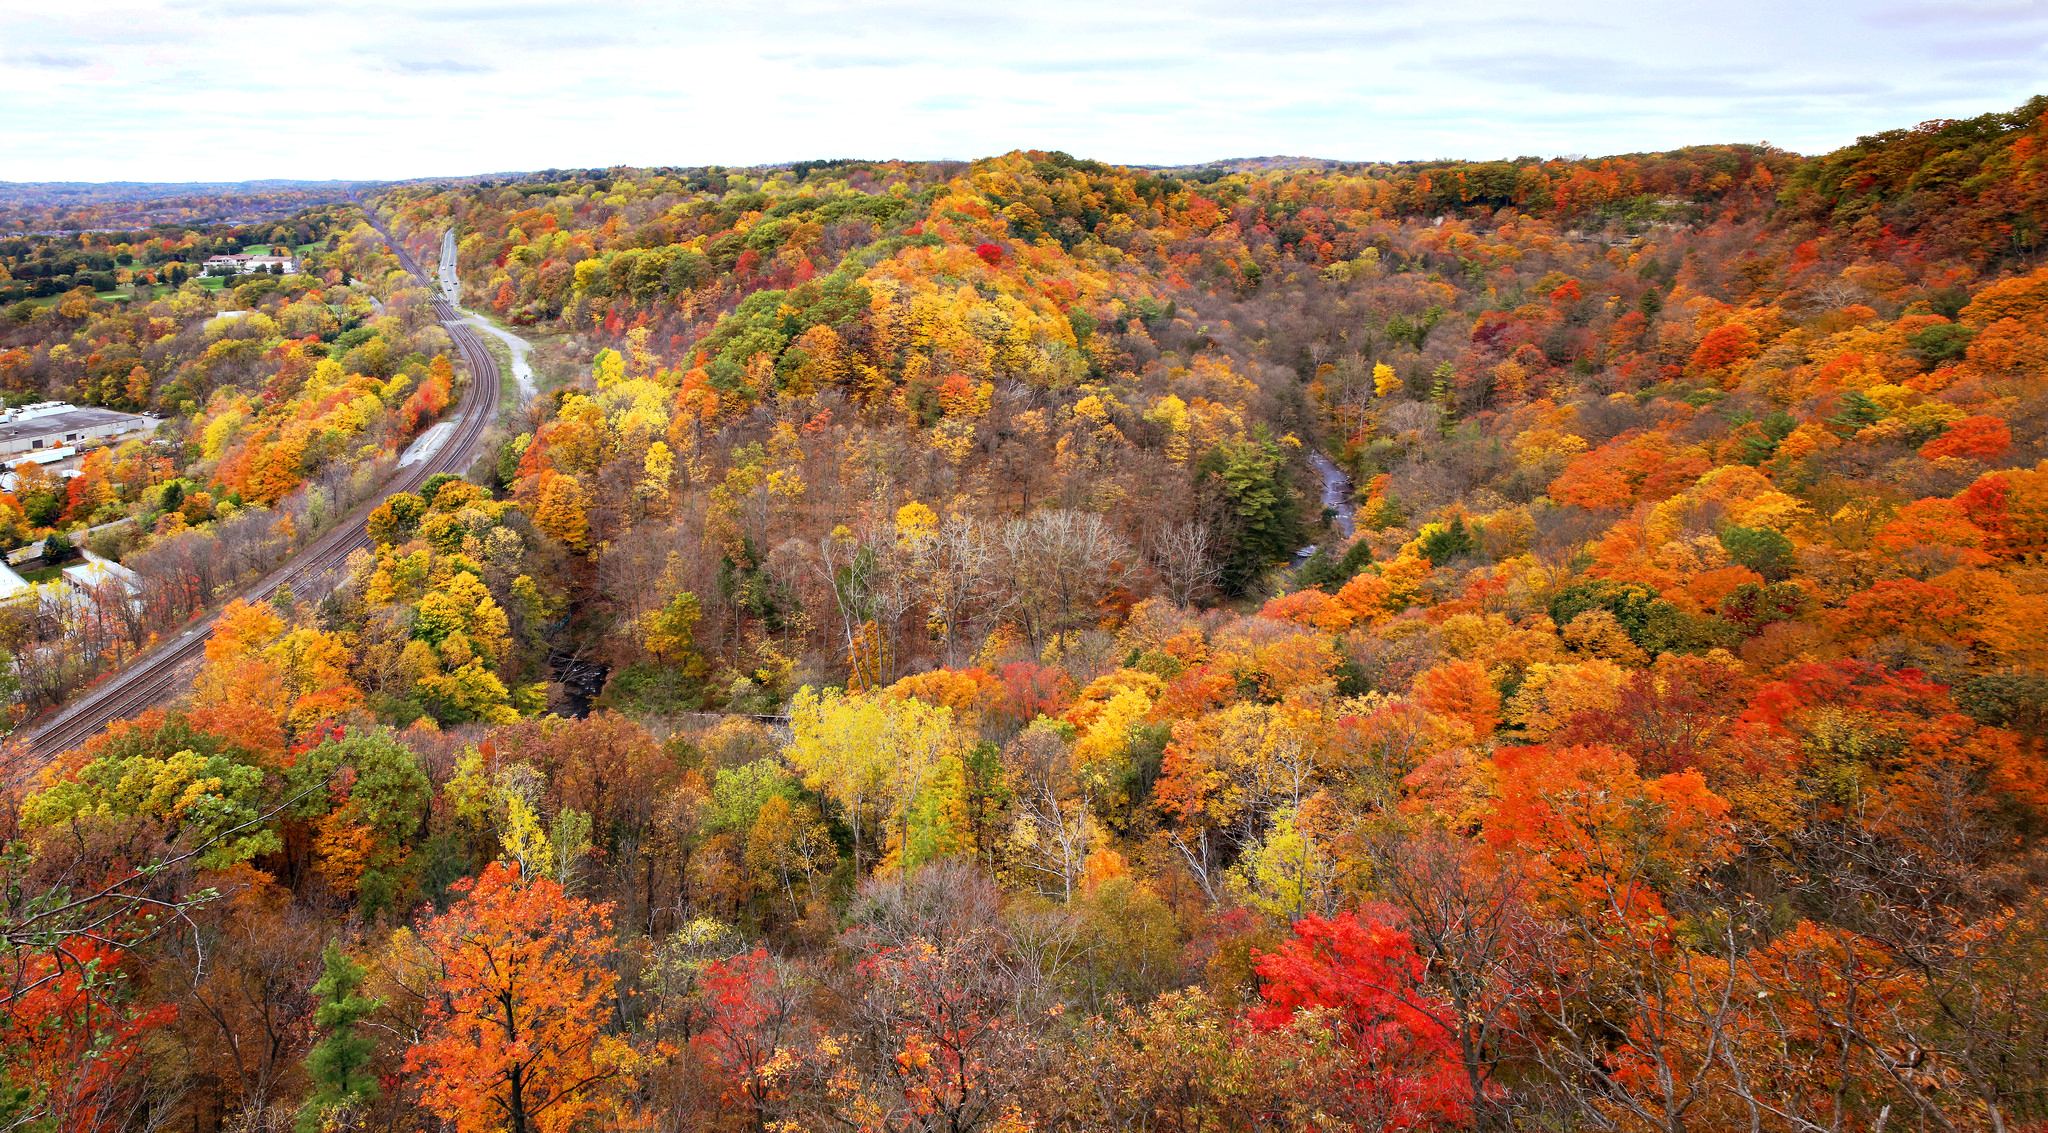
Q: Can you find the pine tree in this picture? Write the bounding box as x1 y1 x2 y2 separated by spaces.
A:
297 942 383 1133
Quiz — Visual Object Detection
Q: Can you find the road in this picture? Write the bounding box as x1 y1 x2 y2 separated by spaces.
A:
437 228 536 401
21 215 513 761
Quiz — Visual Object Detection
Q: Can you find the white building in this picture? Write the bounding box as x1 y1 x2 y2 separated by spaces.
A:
0 402 155 457
203 253 299 275
0 559 30 602
64 550 142 596
0 448 79 493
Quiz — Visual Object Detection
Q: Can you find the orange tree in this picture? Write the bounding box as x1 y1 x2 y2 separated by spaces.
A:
405 862 627 1133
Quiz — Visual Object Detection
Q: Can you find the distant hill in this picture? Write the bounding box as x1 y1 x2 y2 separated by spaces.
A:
1156 156 1346 173
0 180 383 233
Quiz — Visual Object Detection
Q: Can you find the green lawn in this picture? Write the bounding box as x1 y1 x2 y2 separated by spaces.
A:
13 273 229 307
19 290 121 308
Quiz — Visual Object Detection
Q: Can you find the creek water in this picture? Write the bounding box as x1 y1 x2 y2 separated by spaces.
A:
1295 450 1358 562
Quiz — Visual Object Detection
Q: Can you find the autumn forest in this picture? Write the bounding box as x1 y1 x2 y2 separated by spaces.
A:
5 94 2048 1133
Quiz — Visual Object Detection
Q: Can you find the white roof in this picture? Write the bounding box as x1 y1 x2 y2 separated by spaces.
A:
63 551 142 594
0 560 29 597
0 403 149 443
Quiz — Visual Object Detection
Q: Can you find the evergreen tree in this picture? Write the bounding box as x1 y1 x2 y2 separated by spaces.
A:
1198 428 1302 597
1420 515 1476 565
297 942 382 1133
1827 390 1883 434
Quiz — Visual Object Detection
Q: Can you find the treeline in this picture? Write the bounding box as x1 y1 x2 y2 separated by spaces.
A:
0 182 370 238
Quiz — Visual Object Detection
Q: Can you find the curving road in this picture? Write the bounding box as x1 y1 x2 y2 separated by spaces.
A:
22 216 513 761
437 229 536 402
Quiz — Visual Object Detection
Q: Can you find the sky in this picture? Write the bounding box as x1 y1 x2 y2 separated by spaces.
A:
0 0 2043 183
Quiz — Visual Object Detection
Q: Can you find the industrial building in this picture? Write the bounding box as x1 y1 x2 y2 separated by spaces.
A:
0 402 156 457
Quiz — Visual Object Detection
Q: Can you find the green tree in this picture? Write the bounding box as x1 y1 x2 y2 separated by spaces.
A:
1827 390 1883 434
1719 523 1795 581
23 737 277 869
297 942 383 1133
285 729 433 912
1419 515 1477 565
1200 428 1302 596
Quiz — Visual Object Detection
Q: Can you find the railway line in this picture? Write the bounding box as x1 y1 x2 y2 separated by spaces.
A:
22 218 508 761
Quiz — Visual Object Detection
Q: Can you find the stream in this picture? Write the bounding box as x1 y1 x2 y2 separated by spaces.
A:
1295 450 1357 562
1311 450 1357 539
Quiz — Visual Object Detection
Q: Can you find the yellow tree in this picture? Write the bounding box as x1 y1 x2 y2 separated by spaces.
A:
528 471 590 552
784 687 960 874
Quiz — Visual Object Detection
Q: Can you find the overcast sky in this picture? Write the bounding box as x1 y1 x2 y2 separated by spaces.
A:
1 0 2043 182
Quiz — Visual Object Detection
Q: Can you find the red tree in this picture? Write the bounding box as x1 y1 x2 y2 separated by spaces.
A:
1921 415 2012 462
692 949 802 1127
1252 910 1476 1131
2 938 172 1133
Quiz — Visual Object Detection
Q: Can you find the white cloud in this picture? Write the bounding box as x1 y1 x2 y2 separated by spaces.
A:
0 0 2040 180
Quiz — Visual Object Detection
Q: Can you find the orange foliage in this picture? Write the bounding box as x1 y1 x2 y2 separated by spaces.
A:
406 863 624 1133
1413 660 1500 738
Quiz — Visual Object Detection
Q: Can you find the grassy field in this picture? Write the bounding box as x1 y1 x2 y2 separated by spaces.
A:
17 272 228 307
464 309 575 395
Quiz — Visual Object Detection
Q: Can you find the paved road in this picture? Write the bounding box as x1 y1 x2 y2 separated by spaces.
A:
436 228 535 402
19 213 519 760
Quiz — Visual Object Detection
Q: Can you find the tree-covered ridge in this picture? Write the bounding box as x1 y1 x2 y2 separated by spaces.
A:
0 182 373 238
1780 95 2048 264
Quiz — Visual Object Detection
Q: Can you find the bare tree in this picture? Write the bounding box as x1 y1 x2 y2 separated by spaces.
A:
900 513 1005 668
997 509 1135 651
1368 829 1538 1130
1009 783 1096 904
1149 518 1220 608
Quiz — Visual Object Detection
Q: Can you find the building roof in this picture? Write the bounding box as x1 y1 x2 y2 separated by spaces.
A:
0 404 148 446
0 560 29 598
64 551 142 594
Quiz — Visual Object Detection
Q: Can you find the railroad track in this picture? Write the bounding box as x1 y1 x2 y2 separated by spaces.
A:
22 218 506 761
